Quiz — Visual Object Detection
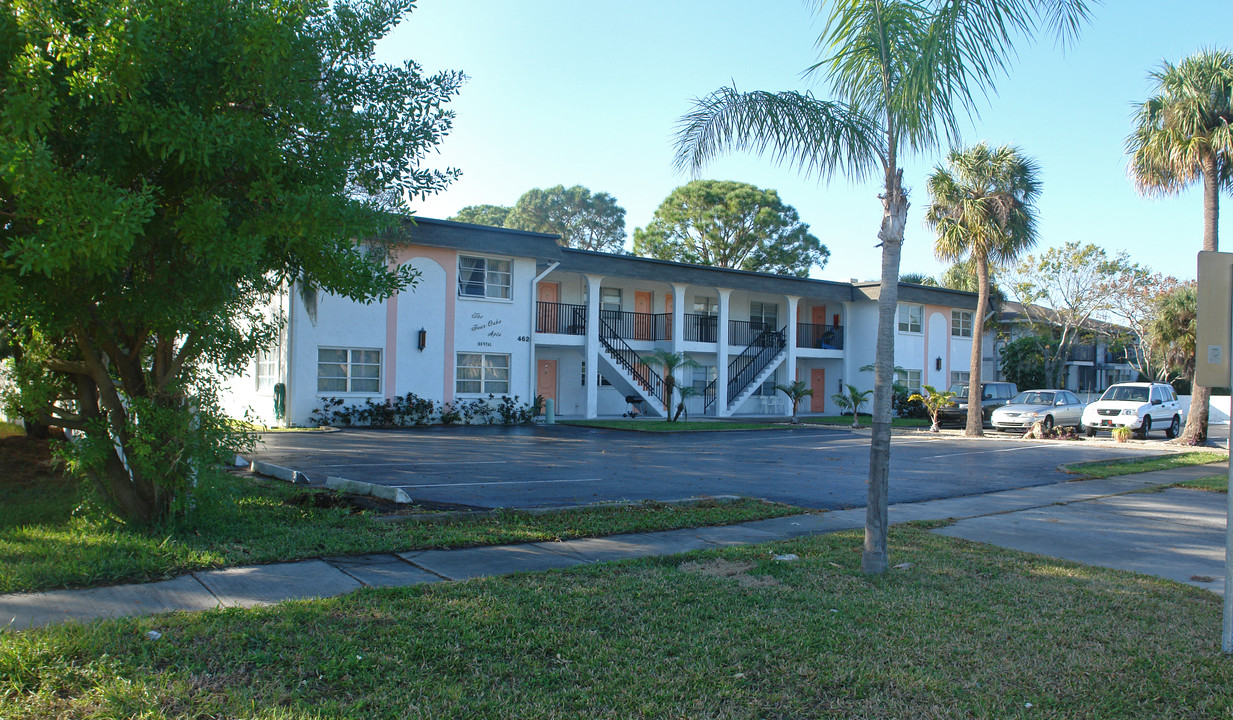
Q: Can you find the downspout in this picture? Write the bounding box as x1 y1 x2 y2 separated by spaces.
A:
283 283 295 427
529 262 561 397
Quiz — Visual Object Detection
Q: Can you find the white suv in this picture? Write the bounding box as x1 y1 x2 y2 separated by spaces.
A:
1081 382 1183 439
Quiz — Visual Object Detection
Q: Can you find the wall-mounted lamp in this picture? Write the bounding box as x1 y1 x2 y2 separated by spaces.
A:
417 328 427 351
935 356 942 371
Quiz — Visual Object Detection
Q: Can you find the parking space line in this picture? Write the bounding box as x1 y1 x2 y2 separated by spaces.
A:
313 460 508 469
391 477 603 489
922 445 1049 460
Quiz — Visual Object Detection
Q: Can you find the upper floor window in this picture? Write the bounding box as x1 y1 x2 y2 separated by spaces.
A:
458 255 511 299
951 310 973 338
600 288 622 312
317 348 380 393
693 297 718 316
749 301 779 330
898 304 923 334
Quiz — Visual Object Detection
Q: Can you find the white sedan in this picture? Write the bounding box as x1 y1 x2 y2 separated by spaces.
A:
990 389 1085 433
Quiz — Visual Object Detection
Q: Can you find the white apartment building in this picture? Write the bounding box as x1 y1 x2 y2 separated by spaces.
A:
222 217 982 426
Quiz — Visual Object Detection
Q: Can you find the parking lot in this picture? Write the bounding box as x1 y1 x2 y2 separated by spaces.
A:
251 425 1172 510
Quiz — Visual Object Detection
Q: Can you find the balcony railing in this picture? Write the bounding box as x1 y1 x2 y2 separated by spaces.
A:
683 313 718 342
536 302 587 335
599 309 670 341
796 323 844 350
729 319 780 346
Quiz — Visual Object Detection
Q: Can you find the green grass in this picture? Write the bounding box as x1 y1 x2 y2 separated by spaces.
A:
1062 451 1226 479
1173 474 1228 492
0 421 24 439
800 414 931 427
2 526 1229 719
559 419 796 432
0 437 801 594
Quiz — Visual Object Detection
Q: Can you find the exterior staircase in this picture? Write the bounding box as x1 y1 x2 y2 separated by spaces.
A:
597 317 669 417
704 326 788 415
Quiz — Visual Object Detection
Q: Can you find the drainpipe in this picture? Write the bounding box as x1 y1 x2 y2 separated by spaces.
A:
529 262 560 400
283 284 295 427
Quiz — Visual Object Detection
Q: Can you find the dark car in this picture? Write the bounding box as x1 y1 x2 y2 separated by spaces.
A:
937 381 1018 427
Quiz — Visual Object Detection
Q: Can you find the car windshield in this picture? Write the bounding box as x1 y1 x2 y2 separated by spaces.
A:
1011 391 1054 406
948 384 968 397
1100 386 1149 403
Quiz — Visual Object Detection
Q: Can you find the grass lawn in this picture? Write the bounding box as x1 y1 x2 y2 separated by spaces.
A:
800 414 931 428
2 526 1229 719
0 436 801 594
1062 451 1226 479
1174 475 1228 492
559 419 796 432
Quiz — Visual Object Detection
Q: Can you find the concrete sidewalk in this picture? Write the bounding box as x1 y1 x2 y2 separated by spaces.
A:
2 464 1225 631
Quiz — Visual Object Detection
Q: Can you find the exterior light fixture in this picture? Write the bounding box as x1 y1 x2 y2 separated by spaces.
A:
935 357 942 371
417 328 427 351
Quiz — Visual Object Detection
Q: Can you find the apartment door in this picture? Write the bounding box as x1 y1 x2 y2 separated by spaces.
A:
810 368 826 413
812 305 827 327
635 290 653 340
536 359 558 409
664 294 673 340
537 282 560 333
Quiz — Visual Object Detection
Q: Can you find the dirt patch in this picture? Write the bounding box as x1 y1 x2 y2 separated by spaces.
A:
0 435 66 488
284 490 361 512
679 558 780 588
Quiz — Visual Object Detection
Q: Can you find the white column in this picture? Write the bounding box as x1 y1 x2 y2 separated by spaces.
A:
584 274 603 418
671 283 687 355
785 295 800 417
716 288 732 417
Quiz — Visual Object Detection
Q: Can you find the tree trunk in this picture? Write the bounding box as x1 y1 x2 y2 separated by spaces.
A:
863 167 907 576
965 254 989 437
1181 158 1220 444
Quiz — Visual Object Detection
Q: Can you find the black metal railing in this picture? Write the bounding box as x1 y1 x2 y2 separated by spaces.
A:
704 326 787 412
1068 344 1096 362
535 302 587 335
684 313 718 342
729 319 780 346
598 317 669 410
796 323 844 350
600 309 670 341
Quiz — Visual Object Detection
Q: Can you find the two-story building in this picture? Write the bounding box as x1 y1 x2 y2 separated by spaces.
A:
221 217 982 426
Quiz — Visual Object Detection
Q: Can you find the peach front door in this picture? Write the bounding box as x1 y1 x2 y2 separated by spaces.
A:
812 305 827 327
635 290 653 339
537 283 560 333
537 359 558 408
664 294 673 340
810 368 826 413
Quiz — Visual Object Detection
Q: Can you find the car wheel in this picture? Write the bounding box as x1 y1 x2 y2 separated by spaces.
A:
1166 415 1180 439
1085 426 1097 438
1137 415 1151 439
1041 416 1054 434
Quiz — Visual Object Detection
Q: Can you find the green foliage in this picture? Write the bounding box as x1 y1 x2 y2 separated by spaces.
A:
1149 282 1197 384
0 0 461 523
450 204 512 227
774 380 814 420
907 385 956 431
310 394 541 428
632 180 828 277
641 349 699 421
998 335 1049 390
899 273 937 286
831 384 873 427
891 385 928 419
505 185 626 252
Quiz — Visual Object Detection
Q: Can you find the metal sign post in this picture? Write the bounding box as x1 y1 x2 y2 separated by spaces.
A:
1195 251 1233 652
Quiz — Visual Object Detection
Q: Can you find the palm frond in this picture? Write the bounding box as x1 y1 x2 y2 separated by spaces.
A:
673 86 883 181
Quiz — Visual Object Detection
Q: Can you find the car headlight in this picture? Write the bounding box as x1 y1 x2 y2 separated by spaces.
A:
1121 409 1139 416
1022 411 1039 418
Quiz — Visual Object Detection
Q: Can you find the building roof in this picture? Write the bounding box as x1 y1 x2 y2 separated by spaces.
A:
997 300 1132 335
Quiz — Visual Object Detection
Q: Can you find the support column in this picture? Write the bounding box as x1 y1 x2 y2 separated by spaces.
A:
785 295 800 418
716 288 732 417
584 274 603 419
671 283 687 355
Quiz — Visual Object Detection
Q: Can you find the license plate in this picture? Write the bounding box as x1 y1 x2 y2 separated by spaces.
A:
1100 420 1112 427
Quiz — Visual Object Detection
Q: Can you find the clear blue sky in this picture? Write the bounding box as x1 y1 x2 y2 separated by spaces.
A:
379 1 1232 284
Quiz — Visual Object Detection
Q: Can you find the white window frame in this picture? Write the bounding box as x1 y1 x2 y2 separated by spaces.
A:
458 255 512 301
456 352 511 395
951 310 973 338
691 365 716 393
317 347 381 394
693 297 718 316
950 371 970 387
896 369 922 394
749 301 779 330
898 304 923 334
256 348 277 392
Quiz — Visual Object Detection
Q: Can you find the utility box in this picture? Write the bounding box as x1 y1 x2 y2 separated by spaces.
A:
1196 251 1233 388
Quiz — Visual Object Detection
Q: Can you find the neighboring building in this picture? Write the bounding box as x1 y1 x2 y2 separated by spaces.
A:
221 218 980 426
982 300 1141 394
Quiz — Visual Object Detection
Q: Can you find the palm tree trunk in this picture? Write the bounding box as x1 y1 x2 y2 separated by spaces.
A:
1181 158 1220 444
863 167 907 576
965 254 989 437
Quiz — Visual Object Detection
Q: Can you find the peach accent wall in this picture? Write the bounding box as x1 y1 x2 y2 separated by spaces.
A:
391 244 458 403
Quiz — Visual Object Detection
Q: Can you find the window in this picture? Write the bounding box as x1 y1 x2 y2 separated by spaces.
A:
951 310 973 338
693 297 717 316
950 371 969 386
692 365 716 393
897 304 922 333
749 301 779 330
895 369 922 394
456 353 510 394
317 348 381 393
600 288 622 312
256 349 276 391
458 255 511 299
580 361 611 386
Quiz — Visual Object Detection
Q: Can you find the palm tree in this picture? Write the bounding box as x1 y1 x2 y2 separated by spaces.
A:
774 380 815 423
925 143 1041 438
1149 284 1198 392
674 0 1092 574
1127 48 1233 444
832 384 875 428
642 349 699 422
908 384 957 432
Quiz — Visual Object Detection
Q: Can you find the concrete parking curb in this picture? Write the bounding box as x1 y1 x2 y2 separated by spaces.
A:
249 460 309 484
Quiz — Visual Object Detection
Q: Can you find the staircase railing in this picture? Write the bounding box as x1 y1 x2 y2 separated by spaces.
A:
598 317 669 410
703 326 787 412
